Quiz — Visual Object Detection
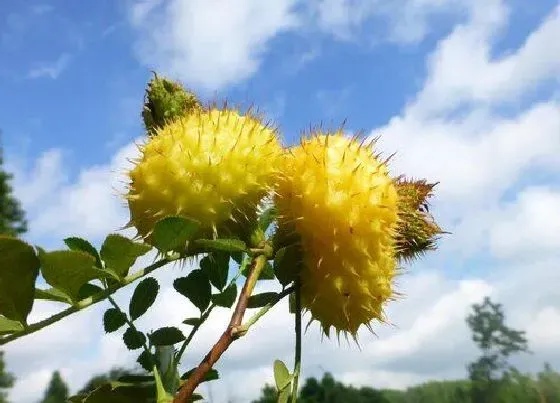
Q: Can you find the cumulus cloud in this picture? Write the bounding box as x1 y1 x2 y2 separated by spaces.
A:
129 0 300 92
9 142 140 245
489 186 560 260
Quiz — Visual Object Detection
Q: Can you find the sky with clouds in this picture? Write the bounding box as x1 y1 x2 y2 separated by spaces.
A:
1 0 559 402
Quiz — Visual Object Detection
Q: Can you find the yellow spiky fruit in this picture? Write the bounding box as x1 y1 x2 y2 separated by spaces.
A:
126 108 282 245
275 130 399 337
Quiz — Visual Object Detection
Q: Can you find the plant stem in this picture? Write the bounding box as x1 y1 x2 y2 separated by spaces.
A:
234 285 294 337
0 257 174 346
290 279 302 403
173 254 268 403
174 271 243 367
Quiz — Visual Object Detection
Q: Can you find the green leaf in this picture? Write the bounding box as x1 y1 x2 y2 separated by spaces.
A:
38 249 100 304
64 237 102 268
100 234 151 278
35 288 72 304
117 374 154 383
273 245 303 286
123 327 146 350
274 359 291 391
231 251 243 265
278 387 291 403
258 206 277 232
211 284 237 308
103 308 127 333
129 277 159 321
78 283 104 299
247 292 279 308
151 216 200 252
149 326 185 345
181 368 219 382
241 258 275 280
0 316 24 334
76 382 155 403
191 394 204 402
200 252 229 290
0 236 40 324
194 238 246 253
182 317 201 326
173 269 211 312
137 350 156 372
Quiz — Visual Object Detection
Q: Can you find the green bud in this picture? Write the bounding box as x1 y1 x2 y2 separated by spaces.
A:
142 72 201 136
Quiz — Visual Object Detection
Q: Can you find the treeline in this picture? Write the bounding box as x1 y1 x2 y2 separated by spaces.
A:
253 297 560 403
254 366 560 403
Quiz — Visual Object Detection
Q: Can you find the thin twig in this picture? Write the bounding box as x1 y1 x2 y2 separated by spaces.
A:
290 279 302 403
234 285 295 337
0 257 174 346
174 271 243 367
173 254 268 403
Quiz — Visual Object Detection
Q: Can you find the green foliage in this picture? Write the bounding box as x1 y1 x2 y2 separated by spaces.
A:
241 258 275 280
0 237 40 324
151 216 199 253
466 296 529 403
211 283 238 308
40 371 69 403
35 287 72 304
137 351 156 372
64 237 102 268
173 269 211 312
0 144 27 237
180 368 219 383
0 351 14 403
77 368 139 395
129 277 159 321
123 327 146 350
38 250 104 303
142 73 200 136
274 359 292 391
200 252 229 290
100 234 151 279
103 308 128 333
194 238 247 253
273 245 302 286
149 327 185 346
182 318 201 326
0 317 23 334
247 292 279 308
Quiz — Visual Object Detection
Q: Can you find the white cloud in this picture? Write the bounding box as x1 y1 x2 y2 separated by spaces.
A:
9 142 139 244
489 186 560 260
27 53 72 80
129 0 300 92
409 3 560 117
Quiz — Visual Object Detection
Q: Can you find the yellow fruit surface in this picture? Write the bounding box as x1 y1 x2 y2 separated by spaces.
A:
126 108 282 243
276 131 399 336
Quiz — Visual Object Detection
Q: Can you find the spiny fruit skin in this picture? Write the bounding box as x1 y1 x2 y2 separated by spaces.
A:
275 131 399 336
142 74 201 136
394 178 443 262
126 108 282 245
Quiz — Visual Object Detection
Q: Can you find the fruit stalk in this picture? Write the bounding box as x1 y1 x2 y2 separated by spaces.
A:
174 254 268 402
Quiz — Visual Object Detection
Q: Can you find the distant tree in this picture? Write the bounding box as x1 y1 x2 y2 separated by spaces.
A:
536 363 560 403
40 371 69 403
0 137 26 403
0 140 27 237
466 296 530 403
252 384 277 403
0 352 15 403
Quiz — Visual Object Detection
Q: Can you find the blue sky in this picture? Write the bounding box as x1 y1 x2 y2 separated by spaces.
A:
1 0 560 402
